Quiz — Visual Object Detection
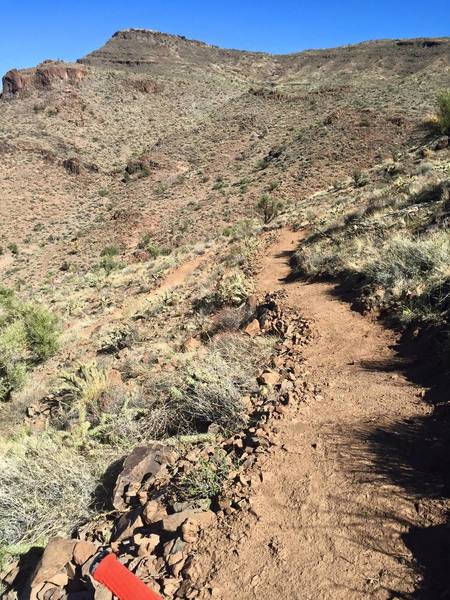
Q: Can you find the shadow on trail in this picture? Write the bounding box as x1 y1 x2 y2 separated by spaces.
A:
284 253 450 598
329 408 450 599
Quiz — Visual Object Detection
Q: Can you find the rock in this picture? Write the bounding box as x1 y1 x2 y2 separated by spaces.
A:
113 443 177 511
2 63 86 99
246 295 258 312
431 136 449 150
244 319 260 337
168 551 186 577
72 540 97 566
163 537 186 559
111 507 143 543
280 379 294 394
94 588 113 600
181 512 216 543
35 583 64 600
134 533 160 556
31 537 76 591
142 500 167 524
161 512 196 534
257 371 280 386
172 498 210 514
163 577 181 597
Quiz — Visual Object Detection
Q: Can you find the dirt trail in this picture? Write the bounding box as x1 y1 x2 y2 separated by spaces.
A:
119 252 208 320
199 229 433 599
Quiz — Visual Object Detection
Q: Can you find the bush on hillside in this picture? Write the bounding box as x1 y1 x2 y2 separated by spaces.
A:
0 434 99 550
437 90 450 135
0 288 59 401
256 194 283 224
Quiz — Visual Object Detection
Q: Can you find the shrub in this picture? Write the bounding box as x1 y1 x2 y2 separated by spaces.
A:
22 304 59 360
177 450 230 500
256 194 283 224
97 255 121 275
141 334 272 437
437 90 450 134
56 362 109 445
0 288 59 400
214 270 252 306
352 169 368 187
137 234 171 259
100 245 120 257
0 434 99 549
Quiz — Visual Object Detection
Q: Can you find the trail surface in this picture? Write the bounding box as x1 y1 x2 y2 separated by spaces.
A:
199 229 433 599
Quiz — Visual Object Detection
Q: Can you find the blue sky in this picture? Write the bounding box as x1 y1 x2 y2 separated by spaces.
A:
0 0 448 75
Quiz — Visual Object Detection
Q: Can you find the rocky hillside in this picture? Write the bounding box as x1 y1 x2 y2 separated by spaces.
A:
1 31 449 294
1 29 450 600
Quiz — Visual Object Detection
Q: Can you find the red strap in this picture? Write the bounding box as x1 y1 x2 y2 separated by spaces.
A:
92 553 162 600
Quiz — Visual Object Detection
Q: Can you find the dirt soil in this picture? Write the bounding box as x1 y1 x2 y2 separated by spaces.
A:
196 229 444 599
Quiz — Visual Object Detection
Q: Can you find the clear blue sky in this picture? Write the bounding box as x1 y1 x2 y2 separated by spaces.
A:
1 0 448 75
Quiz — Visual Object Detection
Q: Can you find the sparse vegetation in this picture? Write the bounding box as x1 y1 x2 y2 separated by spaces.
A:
256 194 283 224
0 288 59 400
137 234 171 259
294 176 450 352
0 433 100 552
101 244 120 257
177 449 230 500
437 90 450 134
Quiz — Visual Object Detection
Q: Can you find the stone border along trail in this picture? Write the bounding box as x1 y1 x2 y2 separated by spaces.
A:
194 228 433 599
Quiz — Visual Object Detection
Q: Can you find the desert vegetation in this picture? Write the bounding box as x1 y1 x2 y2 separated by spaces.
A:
0 287 59 401
1 27 450 598
437 89 450 134
293 166 450 353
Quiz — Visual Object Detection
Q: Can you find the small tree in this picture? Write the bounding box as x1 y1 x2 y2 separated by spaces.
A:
437 90 450 134
256 194 283 224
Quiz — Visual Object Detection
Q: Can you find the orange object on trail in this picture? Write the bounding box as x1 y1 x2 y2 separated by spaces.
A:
91 552 162 600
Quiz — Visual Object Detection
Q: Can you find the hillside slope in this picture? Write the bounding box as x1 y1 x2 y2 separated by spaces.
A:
1 30 450 600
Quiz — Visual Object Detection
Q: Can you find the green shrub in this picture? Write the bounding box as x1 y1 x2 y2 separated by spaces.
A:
256 194 283 224
437 90 450 134
22 304 60 360
137 234 171 259
177 450 230 500
98 255 121 275
352 169 368 187
0 288 59 400
100 245 120 257
214 270 252 306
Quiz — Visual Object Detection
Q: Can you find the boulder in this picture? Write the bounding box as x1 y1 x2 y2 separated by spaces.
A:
112 443 177 511
30 538 76 595
111 507 144 543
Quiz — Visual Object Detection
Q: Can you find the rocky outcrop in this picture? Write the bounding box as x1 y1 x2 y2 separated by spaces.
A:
1 62 87 99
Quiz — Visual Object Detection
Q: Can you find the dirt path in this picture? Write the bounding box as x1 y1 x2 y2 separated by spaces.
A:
198 229 433 599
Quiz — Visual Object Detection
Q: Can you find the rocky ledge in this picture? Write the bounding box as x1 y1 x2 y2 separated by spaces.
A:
1 62 87 99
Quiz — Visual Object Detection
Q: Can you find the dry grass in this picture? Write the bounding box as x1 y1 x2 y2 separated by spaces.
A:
293 170 450 335
0 433 101 550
